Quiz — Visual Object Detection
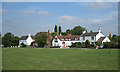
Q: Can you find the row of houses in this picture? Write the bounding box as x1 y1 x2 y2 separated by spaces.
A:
19 29 111 48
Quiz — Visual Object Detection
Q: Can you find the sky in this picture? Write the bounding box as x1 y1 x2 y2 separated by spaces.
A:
2 2 118 37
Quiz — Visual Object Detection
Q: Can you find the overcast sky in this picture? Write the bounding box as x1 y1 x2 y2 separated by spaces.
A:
2 2 118 37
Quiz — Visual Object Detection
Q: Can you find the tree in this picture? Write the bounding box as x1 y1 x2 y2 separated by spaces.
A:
59 26 62 35
35 32 47 47
90 30 93 33
85 40 90 48
61 32 67 36
51 32 57 38
11 36 20 46
112 34 118 43
54 25 57 33
2 32 14 47
72 26 85 35
66 29 71 34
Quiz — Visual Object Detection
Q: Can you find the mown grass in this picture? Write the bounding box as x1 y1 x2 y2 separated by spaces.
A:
2 48 118 70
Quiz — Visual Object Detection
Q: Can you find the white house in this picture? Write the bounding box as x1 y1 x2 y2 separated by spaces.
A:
80 29 110 44
52 34 80 48
19 34 35 46
52 29 111 48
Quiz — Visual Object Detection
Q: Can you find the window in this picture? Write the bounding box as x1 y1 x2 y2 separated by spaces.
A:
91 36 94 40
61 37 64 41
66 37 69 40
75 37 78 41
55 39 58 42
83 37 85 40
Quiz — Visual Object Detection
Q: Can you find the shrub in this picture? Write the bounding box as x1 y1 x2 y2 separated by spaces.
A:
21 43 26 47
103 42 111 48
85 40 90 48
96 42 102 46
70 42 81 48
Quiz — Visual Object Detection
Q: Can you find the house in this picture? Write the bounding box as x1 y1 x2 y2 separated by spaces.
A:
19 34 35 46
52 29 111 48
52 34 80 48
80 29 110 44
19 30 52 47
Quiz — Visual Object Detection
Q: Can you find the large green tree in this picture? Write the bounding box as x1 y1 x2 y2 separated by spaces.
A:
112 34 118 43
11 36 20 46
51 32 57 38
65 26 86 35
72 26 85 35
2 32 14 47
35 32 47 47
66 29 71 34
59 26 62 35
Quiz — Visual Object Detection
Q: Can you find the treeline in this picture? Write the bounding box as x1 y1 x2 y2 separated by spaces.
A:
51 25 86 37
2 32 20 47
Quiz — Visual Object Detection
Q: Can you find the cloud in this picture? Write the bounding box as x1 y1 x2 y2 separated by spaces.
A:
38 11 50 15
20 10 36 14
0 9 8 14
88 2 112 9
58 16 87 25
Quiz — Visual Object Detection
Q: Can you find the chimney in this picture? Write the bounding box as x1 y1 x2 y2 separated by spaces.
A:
98 29 101 33
28 34 31 37
48 30 50 34
109 32 111 39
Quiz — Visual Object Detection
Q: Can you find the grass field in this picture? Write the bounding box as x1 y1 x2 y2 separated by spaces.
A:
2 48 118 70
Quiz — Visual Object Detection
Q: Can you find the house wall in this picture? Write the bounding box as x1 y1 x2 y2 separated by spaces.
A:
19 40 26 45
96 32 105 41
102 37 111 43
80 36 96 44
52 37 80 48
26 36 35 45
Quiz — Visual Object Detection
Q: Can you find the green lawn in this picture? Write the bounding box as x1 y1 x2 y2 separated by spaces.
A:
2 48 118 70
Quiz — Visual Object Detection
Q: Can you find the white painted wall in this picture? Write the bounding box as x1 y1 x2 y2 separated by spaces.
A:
19 34 35 46
19 40 26 45
102 37 111 43
95 32 105 41
80 36 96 43
26 35 35 45
52 36 80 48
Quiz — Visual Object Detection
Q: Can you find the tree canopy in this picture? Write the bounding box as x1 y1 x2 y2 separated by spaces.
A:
66 26 85 35
35 32 47 47
2 32 19 47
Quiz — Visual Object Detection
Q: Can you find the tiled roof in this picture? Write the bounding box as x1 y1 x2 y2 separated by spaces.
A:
20 36 28 40
97 37 106 42
81 32 99 36
20 36 35 40
55 35 80 41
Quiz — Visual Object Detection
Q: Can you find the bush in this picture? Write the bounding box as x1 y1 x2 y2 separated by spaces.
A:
21 43 26 47
70 42 81 48
81 44 86 48
103 42 111 48
85 40 90 48
96 42 102 46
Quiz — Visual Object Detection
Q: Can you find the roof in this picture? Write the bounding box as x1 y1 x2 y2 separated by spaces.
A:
20 36 35 40
97 37 106 42
20 36 28 40
81 32 99 37
55 35 80 41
